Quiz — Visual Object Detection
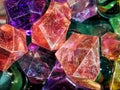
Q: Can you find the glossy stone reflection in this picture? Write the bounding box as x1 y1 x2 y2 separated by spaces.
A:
67 0 97 22
4 0 47 30
0 24 27 71
18 43 56 84
97 0 120 18
110 60 120 90
55 33 100 80
110 15 120 35
32 1 71 50
102 32 120 60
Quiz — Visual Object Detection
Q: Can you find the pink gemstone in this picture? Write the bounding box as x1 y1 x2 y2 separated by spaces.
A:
55 33 100 80
102 32 120 60
0 24 27 71
32 2 71 50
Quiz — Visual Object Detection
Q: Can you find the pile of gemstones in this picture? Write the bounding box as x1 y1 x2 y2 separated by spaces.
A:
0 0 120 90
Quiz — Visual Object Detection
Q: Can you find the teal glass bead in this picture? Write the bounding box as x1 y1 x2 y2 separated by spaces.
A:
100 56 114 85
0 63 28 90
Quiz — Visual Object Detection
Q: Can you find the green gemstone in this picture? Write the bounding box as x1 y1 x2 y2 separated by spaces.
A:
110 15 120 35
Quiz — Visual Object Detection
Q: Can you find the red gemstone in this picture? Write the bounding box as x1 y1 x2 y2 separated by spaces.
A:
0 24 27 71
32 2 71 50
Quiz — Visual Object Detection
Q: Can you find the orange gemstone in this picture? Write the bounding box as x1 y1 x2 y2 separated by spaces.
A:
32 2 71 50
0 24 27 71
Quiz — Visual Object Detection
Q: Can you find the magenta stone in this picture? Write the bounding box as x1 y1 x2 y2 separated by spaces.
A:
18 43 56 84
4 0 47 30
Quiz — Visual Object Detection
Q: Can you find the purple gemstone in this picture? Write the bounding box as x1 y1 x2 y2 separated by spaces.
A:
68 0 97 22
18 43 56 84
4 0 47 30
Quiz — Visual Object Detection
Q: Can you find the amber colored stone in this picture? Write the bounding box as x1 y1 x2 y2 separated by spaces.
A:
32 1 71 51
102 32 120 60
0 24 27 71
69 76 102 90
55 33 100 80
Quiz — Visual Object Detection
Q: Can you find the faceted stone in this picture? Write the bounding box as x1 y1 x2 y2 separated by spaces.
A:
67 0 97 22
55 33 100 80
69 76 102 90
110 15 120 35
18 43 56 84
43 62 90 90
0 24 27 71
32 1 71 51
110 60 120 90
100 57 113 85
101 32 120 60
97 0 120 18
4 0 47 30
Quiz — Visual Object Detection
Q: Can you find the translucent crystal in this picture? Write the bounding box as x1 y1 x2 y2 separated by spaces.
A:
0 24 27 71
18 43 56 84
55 33 100 80
32 1 71 50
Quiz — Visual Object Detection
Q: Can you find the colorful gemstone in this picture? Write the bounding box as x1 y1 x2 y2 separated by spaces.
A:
101 32 120 60
100 56 113 85
0 24 27 71
67 0 97 22
32 1 71 50
4 0 47 30
110 15 120 35
110 60 120 90
18 43 56 84
55 33 100 80
97 0 120 18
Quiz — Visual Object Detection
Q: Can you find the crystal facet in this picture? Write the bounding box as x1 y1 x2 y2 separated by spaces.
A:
4 0 47 30
55 33 100 80
102 32 120 60
0 24 27 71
110 15 120 35
18 43 56 84
32 1 71 50
67 0 97 22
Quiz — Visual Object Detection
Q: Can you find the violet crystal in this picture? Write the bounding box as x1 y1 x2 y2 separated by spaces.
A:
4 0 47 30
67 0 97 22
18 43 56 84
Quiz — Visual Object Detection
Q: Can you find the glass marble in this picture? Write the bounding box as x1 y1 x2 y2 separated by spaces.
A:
97 0 120 18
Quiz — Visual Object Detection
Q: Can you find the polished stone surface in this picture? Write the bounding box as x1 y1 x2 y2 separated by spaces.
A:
102 32 120 60
110 15 120 35
4 0 47 30
18 43 56 84
67 0 97 22
110 60 120 90
0 24 27 71
55 33 100 80
97 0 120 18
32 1 71 50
